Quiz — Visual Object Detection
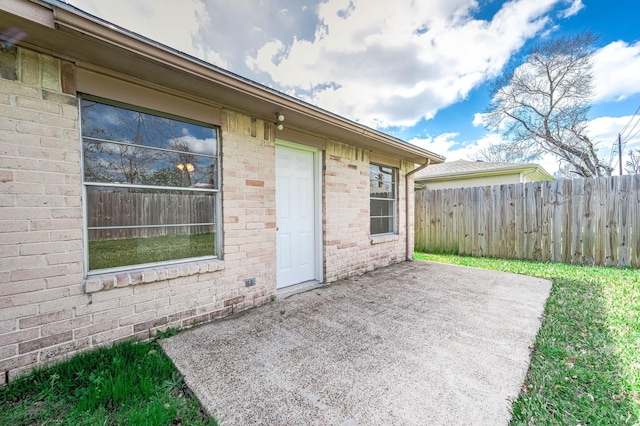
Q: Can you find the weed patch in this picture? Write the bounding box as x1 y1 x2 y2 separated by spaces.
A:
0 340 216 426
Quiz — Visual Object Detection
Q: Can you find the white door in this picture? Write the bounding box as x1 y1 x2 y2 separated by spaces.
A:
276 145 316 288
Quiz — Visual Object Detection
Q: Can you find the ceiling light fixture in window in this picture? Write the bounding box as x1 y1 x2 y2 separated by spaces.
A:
177 163 195 172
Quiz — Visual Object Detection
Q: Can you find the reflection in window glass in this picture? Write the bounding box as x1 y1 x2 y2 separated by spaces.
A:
370 163 397 235
81 97 220 273
81 101 217 155
83 142 216 188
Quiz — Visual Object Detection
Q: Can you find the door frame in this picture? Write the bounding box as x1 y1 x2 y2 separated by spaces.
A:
275 140 323 285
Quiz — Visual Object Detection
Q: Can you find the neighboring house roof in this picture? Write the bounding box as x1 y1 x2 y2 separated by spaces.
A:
414 159 554 183
1 0 445 165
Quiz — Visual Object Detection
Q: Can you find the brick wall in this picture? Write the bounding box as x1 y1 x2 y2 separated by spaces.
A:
218 110 276 310
0 47 85 384
0 47 277 384
323 140 409 282
0 45 413 384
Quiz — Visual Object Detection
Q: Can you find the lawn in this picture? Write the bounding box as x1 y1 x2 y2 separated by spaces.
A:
3 254 637 425
89 232 215 271
416 252 640 425
0 340 216 426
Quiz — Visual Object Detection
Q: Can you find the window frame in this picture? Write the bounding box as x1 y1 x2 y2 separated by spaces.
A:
79 94 222 276
369 162 398 236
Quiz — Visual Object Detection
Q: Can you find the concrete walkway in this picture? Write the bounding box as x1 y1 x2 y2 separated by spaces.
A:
160 260 551 425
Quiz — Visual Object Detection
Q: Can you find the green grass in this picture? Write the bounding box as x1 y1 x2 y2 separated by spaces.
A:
415 252 640 425
89 232 215 271
0 340 216 426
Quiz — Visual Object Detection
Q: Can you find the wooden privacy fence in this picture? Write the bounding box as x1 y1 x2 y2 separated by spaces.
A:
415 174 640 268
88 191 215 240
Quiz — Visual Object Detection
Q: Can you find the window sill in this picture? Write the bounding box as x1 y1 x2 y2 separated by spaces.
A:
370 234 400 245
84 259 225 294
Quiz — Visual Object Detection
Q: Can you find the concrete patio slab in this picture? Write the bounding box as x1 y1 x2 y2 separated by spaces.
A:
160 260 551 425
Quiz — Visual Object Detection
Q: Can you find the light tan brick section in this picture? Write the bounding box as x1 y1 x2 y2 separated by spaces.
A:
323 140 410 282
0 47 278 383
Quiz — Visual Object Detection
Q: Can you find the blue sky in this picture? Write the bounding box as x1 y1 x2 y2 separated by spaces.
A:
66 0 640 175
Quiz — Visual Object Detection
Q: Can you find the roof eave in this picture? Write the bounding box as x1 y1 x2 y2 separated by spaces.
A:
416 165 554 182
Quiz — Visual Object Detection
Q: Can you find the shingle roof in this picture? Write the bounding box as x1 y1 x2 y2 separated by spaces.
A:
414 159 552 180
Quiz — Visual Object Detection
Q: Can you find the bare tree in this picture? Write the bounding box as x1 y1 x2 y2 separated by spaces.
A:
83 110 164 184
484 32 612 177
472 140 541 163
626 149 640 175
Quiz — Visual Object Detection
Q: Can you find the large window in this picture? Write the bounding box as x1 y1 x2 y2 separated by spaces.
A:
370 163 397 235
81 96 220 273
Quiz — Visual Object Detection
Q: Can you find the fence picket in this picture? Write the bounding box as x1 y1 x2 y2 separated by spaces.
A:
524 183 534 259
632 175 640 267
505 184 516 258
581 178 595 264
571 180 584 264
541 181 553 261
593 178 607 265
463 188 473 255
491 185 501 258
618 176 631 267
513 184 524 259
450 188 459 254
550 180 562 262
454 188 464 255
561 179 573 264
442 188 453 253
477 187 484 256
532 182 543 261
605 177 619 266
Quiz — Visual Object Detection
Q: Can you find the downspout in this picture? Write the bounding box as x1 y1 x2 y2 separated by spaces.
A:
405 158 431 261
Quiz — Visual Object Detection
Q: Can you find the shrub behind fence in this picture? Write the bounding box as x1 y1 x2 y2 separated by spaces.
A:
415 174 640 267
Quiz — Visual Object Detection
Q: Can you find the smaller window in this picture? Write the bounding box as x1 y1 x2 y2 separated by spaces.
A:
370 163 397 235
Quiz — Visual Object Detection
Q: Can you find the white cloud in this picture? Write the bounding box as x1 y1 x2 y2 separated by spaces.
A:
178 134 218 155
593 41 640 102
442 133 514 162
247 0 563 128
588 116 631 142
67 0 228 67
559 0 584 18
408 132 460 159
408 132 517 163
472 112 486 127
